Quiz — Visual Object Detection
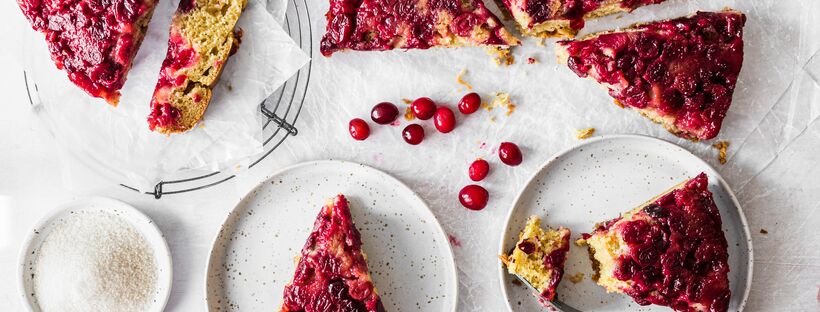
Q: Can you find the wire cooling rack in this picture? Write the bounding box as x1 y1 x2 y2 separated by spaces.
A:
24 0 313 199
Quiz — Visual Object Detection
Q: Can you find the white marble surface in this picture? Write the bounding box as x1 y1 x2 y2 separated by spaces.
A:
1 0 819 311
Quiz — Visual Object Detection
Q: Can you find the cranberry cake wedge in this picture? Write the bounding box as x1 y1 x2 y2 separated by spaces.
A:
281 195 385 312
500 216 570 305
556 10 746 141
577 173 731 312
147 0 246 134
320 0 520 56
18 0 159 105
500 0 666 38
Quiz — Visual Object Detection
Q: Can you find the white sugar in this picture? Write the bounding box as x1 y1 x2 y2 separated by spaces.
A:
33 210 158 312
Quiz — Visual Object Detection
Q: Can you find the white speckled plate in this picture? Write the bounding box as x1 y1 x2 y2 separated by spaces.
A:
206 160 458 311
498 135 752 311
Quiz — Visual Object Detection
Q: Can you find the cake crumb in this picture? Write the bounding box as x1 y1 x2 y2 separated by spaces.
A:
402 98 413 104
488 47 514 66
527 57 537 64
490 92 514 115
613 99 624 108
198 122 205 128
404 106 415 121
712 141 729 164
574 238 587 247
536 38 545 47
760 229 768 234
456 69 473 90
575 128 595 139
568 272 585 283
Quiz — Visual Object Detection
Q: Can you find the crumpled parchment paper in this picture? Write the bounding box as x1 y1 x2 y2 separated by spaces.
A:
23 0 309 191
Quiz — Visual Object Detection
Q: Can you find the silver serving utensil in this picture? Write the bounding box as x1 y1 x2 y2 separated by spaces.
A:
513 274 582 312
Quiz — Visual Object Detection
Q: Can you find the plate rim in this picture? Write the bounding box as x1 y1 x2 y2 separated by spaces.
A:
17 196 173 312
496 134 753 311
204 159 459 312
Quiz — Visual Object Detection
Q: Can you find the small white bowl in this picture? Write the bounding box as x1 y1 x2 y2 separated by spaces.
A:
18 197 173 312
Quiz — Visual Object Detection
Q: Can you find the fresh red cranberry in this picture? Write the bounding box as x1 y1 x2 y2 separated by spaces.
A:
411 97 436 120
459 185 489 210
498 142 522 166
348 118 370 141
433 107 456 133
458 93 481 114
517 240 535 254
402 124 424 145
468 159 489 181
371 102 399 125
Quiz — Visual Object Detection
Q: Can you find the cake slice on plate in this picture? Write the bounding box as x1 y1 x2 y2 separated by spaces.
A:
18 0 159 105
320 0 520 56
147 0 246 134
499 0 667 38
577 173 731 312
556 10 746 141
281 195 385 312
500 216 570 305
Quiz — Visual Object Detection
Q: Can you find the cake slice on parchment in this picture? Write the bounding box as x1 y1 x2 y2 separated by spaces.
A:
320 0 520 56
147 0 247 134
500 216 571 305
577 173 731 312
18 0 160 105
555 10 746 141
281 195 386 312
499 0 667 38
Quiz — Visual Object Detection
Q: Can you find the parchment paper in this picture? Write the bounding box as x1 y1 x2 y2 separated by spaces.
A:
23 0 309 191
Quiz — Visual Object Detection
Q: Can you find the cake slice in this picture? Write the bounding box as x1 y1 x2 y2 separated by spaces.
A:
577 173 731 312
500 216 570 305
281 195 385 312
18 0 159 105
147 0 246 134
499 0 666 38
320 0 520 56
556 10 746 141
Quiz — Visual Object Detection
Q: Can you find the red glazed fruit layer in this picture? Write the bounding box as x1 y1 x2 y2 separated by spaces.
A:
557 10 746 140
512 0 665 32
583 173 731 312
320 0 518 56
18 0 159 104
147 33 198 131
281 195 386 312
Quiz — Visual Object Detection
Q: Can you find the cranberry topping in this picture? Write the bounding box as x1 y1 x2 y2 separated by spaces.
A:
148 33 199 130
320 0 513 56
459 184 489 210
433 107 456 133
468 159 490 181
411 97 437 120
517 240 536 254
558 11 746 140
521 0 665 32
349 118 370 141
498 142 523 166
18 0 158 103
371 102 399 125
402 124 425 145
147 103 181 131
458 92 481 114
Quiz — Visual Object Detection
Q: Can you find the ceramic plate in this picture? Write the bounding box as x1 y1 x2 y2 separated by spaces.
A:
206 160 458 311
498 135 752 311
18 197 173 312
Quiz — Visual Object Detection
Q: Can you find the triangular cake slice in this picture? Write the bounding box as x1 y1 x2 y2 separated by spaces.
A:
577 173 731 312
500 0 667 38
146 0 246 134
500 216 570 305
556 10 746 141
320 0 520 56
281 195 385 312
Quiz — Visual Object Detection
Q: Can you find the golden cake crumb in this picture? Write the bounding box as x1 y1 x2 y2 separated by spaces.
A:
760 229 768 234
712 141 729 164
574 238 587 247
487 47 514 66
456 69 473 90
613 99 625 108
568 272 585 284
402 98 413 104
536 38 545 47
491 92 514 114
404 106 415 121
575 128 595 139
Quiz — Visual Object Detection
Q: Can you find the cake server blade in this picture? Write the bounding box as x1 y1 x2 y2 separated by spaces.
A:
513 274 582 312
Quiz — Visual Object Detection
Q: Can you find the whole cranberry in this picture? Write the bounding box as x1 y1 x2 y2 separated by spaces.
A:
411 97 437 120
468 159 490 181
371 102 399 125
433 107 456 133
402 124 424 145
498 142 523 166
459 185 489 210
348 118 370 141
458 93 481 114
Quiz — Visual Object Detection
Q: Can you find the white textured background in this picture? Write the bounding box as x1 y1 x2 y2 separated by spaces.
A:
1 0 818 311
